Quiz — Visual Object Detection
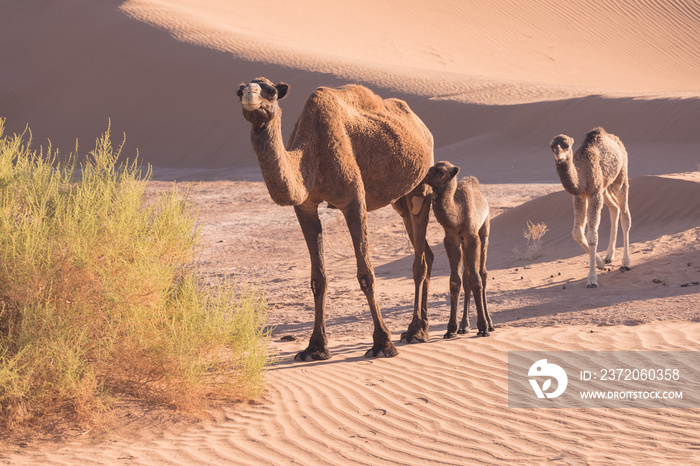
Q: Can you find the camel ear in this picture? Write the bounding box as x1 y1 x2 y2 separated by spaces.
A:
449 166 459 180
276 82 289 100
237 83 245 99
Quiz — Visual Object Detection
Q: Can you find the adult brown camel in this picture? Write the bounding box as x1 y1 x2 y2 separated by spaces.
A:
549 127 631 288
423 161 494 337
237 77 435 360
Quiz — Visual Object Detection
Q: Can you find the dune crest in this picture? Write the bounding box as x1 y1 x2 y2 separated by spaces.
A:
122 0 700 95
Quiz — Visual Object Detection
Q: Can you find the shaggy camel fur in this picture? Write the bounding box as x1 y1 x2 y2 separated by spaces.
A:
238 77 435 360
424 161 494 337
550 127 631 288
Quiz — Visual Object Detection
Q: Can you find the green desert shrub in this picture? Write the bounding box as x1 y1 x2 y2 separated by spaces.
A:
0 119 270 433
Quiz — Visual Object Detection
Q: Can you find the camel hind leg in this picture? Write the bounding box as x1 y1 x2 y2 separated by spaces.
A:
479 218 494 332
603 186 620 264
616 180 632 270
392 186 434 344
460 266 471 334
463 233 489 336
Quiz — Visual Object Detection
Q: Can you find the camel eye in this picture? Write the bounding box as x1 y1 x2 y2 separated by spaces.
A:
257 84 276 99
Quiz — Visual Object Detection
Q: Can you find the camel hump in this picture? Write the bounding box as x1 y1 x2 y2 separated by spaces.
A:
581 126 626 157
583 127 607 143
459 176 480 189
452 175 489 229
384 97 434 153
308 84 383 113
383 98 412 115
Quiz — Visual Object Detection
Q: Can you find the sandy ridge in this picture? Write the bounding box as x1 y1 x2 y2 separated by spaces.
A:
6 324 699 464
120 0 700 94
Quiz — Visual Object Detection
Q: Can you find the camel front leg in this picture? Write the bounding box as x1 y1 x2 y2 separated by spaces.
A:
443 231 463 339
294 204 331 361
343 200 398 358
585 193 604 288
572 195 605 270
393 188 434 344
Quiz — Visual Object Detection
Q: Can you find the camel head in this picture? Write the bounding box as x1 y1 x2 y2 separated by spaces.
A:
237 77 289 126
423 161 460 192
550 134 574 164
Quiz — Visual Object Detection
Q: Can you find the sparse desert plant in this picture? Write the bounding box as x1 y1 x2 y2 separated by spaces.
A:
514 220 548 260
0 119 271 435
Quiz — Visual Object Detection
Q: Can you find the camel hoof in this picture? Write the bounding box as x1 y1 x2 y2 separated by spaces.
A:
365 343 398 358
294 348 331 361
586 283 598 288
400 330 429 344
400 336 424 344
457 328 469 335
605 258 613 264
477 330 490 337
488 326 495 332
443 332 458 339
619 266 631 272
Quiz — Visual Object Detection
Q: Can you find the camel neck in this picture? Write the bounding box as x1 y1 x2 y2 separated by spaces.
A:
556 159 585 195
432 180 460 228
250 111 309 206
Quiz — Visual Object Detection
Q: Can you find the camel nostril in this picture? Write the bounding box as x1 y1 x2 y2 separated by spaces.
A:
241 95 262 110
241 101 262 111
241 83 263 109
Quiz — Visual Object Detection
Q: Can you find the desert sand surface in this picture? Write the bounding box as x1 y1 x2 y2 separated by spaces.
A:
2 0 699 464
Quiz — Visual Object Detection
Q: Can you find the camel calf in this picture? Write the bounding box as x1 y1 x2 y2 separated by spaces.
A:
424 161 494 337
549 127 631 288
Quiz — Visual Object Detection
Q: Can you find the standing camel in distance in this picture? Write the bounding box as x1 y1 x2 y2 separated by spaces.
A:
549 127 631 288
423 161 494 337
237 77 434 360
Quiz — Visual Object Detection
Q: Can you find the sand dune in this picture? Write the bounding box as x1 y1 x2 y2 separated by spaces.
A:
121 0 700 94
2 0 699 463
1 1 699 174
7 324 700 464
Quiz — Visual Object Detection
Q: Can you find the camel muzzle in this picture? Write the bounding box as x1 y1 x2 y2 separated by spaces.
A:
241 83 263 110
